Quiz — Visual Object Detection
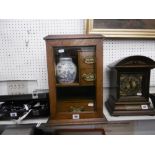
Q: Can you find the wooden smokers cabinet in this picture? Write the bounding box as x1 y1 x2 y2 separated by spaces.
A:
44 34 103 123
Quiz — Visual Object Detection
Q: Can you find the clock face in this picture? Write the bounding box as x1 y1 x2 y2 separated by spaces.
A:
120 74 143 97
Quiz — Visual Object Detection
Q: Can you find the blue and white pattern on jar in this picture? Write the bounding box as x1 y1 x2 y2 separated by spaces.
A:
56 57 77 84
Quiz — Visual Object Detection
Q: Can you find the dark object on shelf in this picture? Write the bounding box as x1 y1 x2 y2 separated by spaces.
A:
105 55 155 116
0 93 50 120
44 34 104 124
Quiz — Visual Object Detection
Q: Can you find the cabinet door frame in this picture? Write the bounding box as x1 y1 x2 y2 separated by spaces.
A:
46 38 103 119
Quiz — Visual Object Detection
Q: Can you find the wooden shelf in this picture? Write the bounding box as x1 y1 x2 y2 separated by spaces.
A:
56 83 95 87
56 83 80 87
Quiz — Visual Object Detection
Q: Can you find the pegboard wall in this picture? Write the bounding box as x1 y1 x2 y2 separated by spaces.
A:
104 39 155 87
0 19 85 91
0 19 155 94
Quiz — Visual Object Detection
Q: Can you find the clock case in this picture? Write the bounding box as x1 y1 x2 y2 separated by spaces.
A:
106 55 155 116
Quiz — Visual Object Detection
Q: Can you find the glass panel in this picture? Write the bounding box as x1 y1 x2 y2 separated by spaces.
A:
120 74 143 97
53 46 96 113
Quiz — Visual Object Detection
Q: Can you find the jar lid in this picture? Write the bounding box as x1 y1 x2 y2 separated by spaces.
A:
59 57 72 61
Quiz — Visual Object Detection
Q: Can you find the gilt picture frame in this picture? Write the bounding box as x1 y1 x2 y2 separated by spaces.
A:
86 19 155 38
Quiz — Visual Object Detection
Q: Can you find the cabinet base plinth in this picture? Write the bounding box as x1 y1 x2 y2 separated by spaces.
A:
48 117 107 126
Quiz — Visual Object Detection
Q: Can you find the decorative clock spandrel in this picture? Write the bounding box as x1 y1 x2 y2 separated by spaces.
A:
120 74 143 96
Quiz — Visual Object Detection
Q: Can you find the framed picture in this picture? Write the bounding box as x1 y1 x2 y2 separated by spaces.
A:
86 19 155 38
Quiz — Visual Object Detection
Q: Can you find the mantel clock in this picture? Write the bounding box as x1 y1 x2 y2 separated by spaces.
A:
106 55 155 116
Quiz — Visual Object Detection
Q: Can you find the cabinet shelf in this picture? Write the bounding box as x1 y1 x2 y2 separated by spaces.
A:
56 83 95 87
56 83 80 87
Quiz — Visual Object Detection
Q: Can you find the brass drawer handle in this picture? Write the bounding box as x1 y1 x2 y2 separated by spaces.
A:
82 73 95 82
83 56 95 64
69 106 84 112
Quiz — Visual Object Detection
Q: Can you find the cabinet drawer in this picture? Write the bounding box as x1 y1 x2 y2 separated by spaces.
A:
78 51 95 68
80 68 95 85
57 99 95 113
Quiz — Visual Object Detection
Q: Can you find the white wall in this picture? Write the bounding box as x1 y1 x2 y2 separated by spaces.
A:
0 19 85 93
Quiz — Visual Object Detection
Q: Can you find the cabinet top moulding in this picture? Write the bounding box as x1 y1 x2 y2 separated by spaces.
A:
44 34 103 40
